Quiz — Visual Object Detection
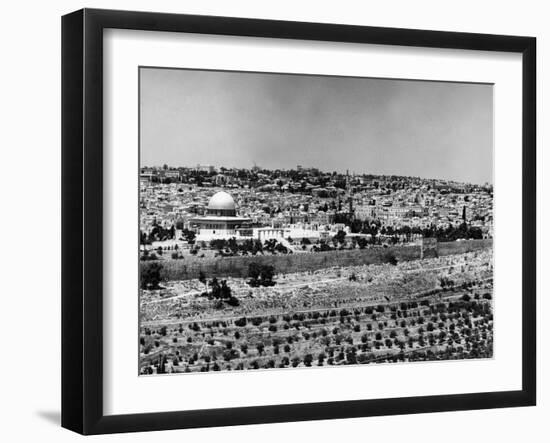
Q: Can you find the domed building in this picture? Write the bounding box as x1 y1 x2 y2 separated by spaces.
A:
190 191 252 240
206 191 238 217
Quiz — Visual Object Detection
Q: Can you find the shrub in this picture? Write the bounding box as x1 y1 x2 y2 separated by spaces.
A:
251 317 263 327
386 253 398 265
226 296 240 307
235 317 247 327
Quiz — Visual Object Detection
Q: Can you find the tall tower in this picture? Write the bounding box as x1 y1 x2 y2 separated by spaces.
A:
346 170 354 215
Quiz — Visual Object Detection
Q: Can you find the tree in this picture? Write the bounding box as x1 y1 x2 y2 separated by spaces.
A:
357 237 368 249
226 296 239 307
334 229 347 245
247 262 261 282
385 252 398 266
220 280 232 299
198 271 207 292
140 262 163 290
205 278 239 306
181 229 196 244
260 265 275 286
139 230 151 245
247 263 276 287
209 278 221 299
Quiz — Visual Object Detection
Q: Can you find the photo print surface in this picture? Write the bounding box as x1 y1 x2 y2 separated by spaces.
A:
138 67 494 375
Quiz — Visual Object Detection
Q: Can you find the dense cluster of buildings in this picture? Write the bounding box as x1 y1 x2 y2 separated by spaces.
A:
140 165 493 247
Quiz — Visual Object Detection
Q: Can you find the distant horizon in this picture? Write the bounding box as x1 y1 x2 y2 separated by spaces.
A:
140 163 492 186
140 68 493 185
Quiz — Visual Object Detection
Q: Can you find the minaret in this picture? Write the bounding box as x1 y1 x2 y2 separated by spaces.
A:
346 170 353 215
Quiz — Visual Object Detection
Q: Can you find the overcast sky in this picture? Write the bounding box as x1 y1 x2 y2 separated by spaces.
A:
140 67 493 184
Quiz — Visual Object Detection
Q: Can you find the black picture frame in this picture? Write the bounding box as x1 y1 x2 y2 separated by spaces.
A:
61 8 536 435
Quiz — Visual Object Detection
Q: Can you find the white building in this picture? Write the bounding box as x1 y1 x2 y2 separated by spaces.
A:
189 191 252 241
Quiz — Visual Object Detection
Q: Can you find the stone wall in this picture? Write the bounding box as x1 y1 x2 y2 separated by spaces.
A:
437 238 492 256
142 238 492 282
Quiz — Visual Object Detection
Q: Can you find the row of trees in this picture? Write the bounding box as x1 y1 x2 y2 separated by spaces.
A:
210 238 290 257
140 226 197 246
139 224 175 245
210 238 263 256
424 222 483 242
346 219 484 243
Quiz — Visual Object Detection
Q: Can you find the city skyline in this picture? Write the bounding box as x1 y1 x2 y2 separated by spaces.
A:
140 68 493 185
140 163 492 186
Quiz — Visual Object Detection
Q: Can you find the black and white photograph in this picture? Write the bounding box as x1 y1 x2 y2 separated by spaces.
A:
0 0 544 440
138 67 494 375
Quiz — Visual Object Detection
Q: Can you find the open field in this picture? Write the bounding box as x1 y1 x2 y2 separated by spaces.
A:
139 248 493 374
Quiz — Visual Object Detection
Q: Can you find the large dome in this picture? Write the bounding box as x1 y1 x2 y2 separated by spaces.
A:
207 191 236 216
